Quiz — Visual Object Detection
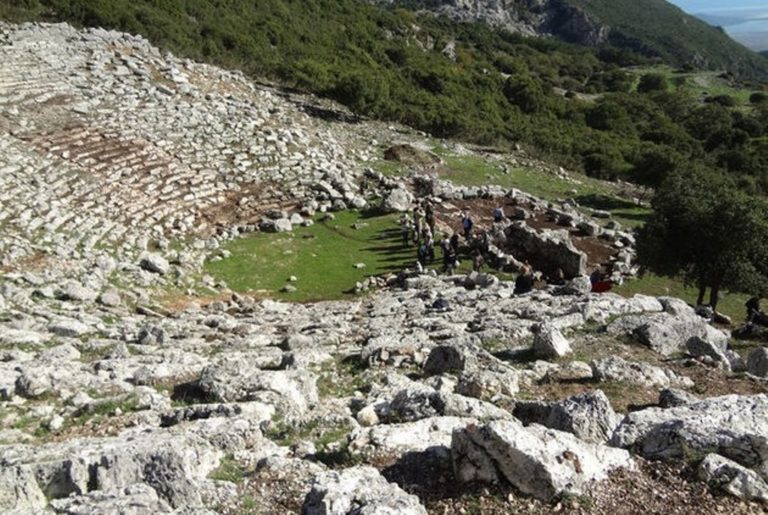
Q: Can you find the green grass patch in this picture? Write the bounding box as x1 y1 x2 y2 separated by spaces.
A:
614 273 748 323
205 210 416 302
431 148 651 228
209 454 248 484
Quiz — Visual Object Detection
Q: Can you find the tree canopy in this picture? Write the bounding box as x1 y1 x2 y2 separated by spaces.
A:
636 166 768 309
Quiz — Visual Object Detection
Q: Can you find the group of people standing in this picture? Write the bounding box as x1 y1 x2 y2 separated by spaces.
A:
399 201 507 275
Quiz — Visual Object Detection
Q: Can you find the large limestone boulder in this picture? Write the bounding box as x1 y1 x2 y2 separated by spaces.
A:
504 222 587 279
139 253 170 275
302 466 427 515
686 336 731 371
349 417 476 459
382 187 414 213
748 347 768 378
591 355 693 389
609 312 729 357
513 390 620 444
198 357 318 414
452 419 633 501
531 324 572 360
0 429 222 512
698 453 768 503
610 394 768 475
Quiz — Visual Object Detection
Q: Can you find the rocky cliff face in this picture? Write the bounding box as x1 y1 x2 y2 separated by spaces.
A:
370 0 609 46
1 22 767 515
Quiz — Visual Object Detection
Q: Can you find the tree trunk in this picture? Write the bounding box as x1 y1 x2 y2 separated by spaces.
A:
709 282 721 312
696 282 706 307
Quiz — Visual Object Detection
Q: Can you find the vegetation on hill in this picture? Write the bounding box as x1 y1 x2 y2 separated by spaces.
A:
2 0 767 195
637 166 768 311
565 0 768 80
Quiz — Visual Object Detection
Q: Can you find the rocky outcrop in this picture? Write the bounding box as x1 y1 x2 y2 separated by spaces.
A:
302 466 428 515
452 419 633 501
698 453 768 503
591 356 693 389
611 394 768 475
513 390 620 444
504 222 587 278
0 428 224 512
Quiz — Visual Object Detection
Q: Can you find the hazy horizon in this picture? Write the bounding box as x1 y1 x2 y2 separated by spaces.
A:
668 0 768 51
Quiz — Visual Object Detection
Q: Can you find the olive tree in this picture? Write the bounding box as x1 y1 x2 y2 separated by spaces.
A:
636 166 768 311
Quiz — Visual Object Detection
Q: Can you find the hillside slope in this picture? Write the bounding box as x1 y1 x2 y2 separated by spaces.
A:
374 0 768 79
564 0 768 79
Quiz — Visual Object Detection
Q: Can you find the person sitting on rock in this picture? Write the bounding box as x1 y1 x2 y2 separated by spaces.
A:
493 206 505 223
746 296 768 326
590 266 613 293
548 268 566 286
514 262 535 295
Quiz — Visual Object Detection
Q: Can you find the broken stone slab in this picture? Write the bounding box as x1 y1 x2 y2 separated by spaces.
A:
686 336 731 371
591 355 693 389
302 465 427 515
47 483 173 514
48 319 92 338
55 281 98 302
349 416 477 459
748 347 768 378
0 329 47 346
456 368 520 399
422 344 469 376
386 386 510 423
658 388 699 408
513 390 621 444
139 253 170 275
98 289 122 307
452 419 634 501
0 428 223 512
362 333 431 369
381 186 414 213
698 453 768 503
197 357 318 414
137 325 165 345
610 394 768 474
531 324 571 360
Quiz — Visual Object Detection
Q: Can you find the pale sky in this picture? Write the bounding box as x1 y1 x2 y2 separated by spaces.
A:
668 1 766 12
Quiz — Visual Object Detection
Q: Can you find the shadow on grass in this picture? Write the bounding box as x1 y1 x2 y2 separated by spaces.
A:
576 193 639 211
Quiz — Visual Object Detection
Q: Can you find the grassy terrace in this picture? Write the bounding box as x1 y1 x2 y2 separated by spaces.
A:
205 210 415 302
376 145 652 228
614 274 749 324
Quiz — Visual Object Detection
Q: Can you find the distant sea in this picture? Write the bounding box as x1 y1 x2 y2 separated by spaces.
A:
725 18 768 51
691 7 768 51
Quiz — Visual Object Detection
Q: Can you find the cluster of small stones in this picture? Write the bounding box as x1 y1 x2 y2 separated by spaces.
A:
2 22 768 515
